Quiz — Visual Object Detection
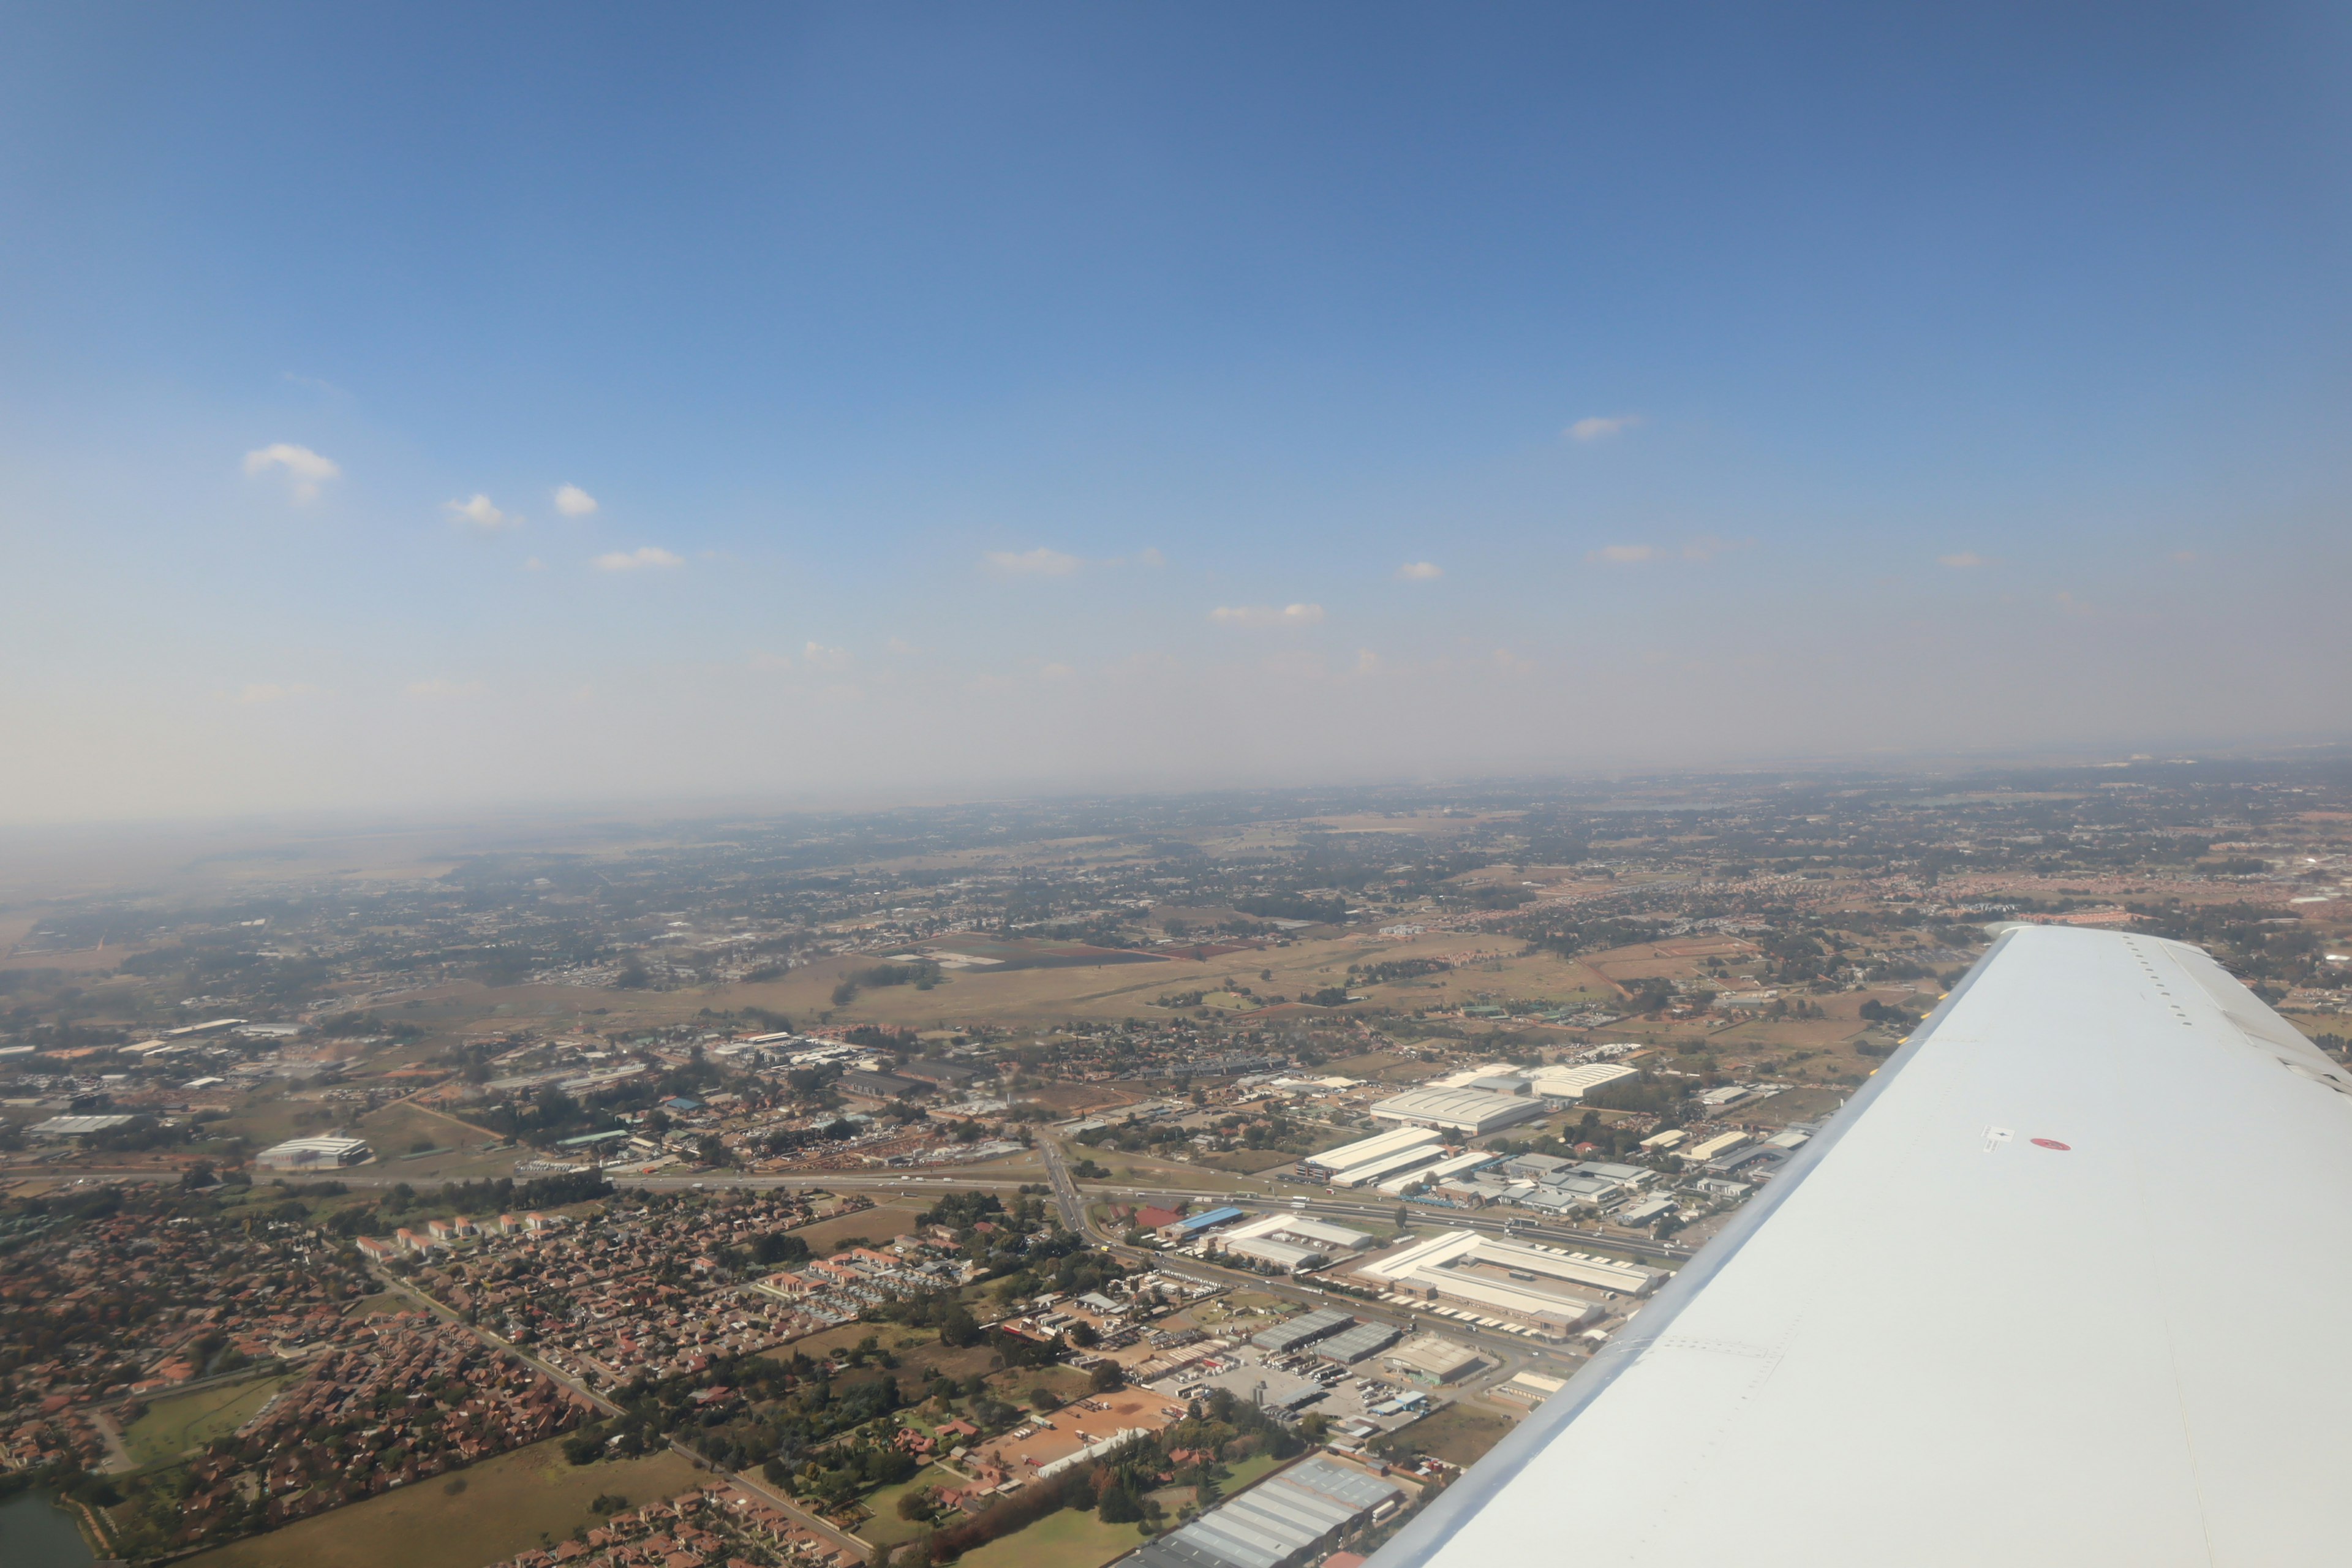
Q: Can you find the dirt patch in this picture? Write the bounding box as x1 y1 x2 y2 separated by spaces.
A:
1379 1402 1517 1469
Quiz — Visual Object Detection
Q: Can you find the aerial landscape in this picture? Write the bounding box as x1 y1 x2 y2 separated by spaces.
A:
6 760 2352 1567
4 2 2350 1566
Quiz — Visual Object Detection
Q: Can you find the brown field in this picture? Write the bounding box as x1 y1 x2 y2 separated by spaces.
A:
183 1439 704 1568
1381 1402 1518 1469
788 1203 930 1252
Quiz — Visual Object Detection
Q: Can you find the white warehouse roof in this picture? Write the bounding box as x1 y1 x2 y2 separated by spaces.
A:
1370 1087 1547 1135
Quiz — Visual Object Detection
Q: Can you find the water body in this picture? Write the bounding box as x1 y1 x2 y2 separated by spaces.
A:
0 1490 96 1568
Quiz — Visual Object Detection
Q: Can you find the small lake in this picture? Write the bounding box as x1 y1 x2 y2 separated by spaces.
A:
0 1490 95 1568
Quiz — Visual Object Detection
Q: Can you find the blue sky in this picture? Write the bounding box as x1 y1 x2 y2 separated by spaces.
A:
3 3 2348 821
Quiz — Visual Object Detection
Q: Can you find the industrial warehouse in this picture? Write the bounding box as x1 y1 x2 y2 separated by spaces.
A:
1121 1454 1404 1568
1365 1085 1548 1136
253 1134 375 1170
1344 1230 1667 1338
1208 1212 1373 1272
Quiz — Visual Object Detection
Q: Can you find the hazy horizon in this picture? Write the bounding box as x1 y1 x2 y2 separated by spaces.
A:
6 4 2350 825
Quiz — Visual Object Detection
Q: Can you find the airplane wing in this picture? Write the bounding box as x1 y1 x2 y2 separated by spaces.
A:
1363 924 2352 1567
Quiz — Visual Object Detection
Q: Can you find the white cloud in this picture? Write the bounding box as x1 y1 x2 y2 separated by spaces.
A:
404 678 486 699
445 494 519 531
1567 414 1640 442
1681 535 1743 563
554 484 598 517
985 546 1082 577
591 546 684 571
1137 547 1167 569
235 682 319 705
524 556 545 571
241 443 341 502
1354 649 1382 676
1492 647 1534 674
1590 544 1657 565
1396 561 1443 582
1040 662 1076 680
1210 603 1326 627
884 636 918 657
1937 551 1991 569
803 641 852 671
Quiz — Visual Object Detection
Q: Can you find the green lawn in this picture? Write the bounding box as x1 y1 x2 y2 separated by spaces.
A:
858 1464 958 1548
958 1506 1153 1568
124 1375 288 1469
181 1439 704 1568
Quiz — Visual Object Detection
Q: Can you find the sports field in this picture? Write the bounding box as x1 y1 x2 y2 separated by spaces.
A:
124 1374 288 1469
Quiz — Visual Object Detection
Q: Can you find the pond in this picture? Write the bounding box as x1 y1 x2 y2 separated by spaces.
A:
0 1489 95 1568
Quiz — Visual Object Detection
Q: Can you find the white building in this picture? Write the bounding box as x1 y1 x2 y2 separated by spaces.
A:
1523 1062 1640 1101
1368 1087 1546 1136
254 1135 375 1170
1303 1125 1444 1178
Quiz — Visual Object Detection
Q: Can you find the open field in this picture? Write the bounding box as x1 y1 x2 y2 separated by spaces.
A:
957 1502 1154 1568
124 1374 288 1469
789 1203 929 1253
857 1464 957 1548
183 1439 704 1568
1380 1402 1517 1469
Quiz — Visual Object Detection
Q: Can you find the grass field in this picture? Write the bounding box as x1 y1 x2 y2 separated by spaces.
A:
181 1439 704 1568
124 1374 288 1469
957 1503 1153 1568
788 1204 929 1253
858 1464 958 1548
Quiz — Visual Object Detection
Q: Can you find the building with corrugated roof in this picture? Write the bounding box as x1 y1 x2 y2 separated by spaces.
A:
1121 1455 1404 1568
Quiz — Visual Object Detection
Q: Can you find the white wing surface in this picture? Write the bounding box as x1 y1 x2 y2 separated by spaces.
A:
1365 925 2352 1568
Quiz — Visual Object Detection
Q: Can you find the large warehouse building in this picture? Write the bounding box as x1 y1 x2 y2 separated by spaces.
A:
1300 1126 1443 1180
1125 1455 1403 1568
1346 1229 1665 1338
1366 1087 1546 1136
1210 1213 1376 1273
254 1135 375 1170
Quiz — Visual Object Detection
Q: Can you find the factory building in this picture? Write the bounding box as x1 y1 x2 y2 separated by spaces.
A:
1218 1235 1327 1273
26 1114 135 1140
1613 1196 1677 1228
1686 1130 1751 1162
1522 1062 1640 1101
254 1134 375 1170
1300 1126 1444 1180
1328 1144 1450 1189
1159 1205 1247 1242
1366 1087 1547 1137
1381 1150 1498 1194
1216 1213 1373 1254
1382 1334 1484 1387
1314 1321 1403 1363
1347 1229 1665 1337
1250 1306 1357 1354
1125 1455 1403 1568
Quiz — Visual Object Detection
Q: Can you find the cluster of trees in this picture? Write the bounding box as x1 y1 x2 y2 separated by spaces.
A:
1350 957 1453 985
833 962 943 1005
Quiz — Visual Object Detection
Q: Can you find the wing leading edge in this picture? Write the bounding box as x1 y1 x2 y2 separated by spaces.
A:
1362 924 2352 1567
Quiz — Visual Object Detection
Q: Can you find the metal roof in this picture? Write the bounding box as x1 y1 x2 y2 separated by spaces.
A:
1367 926 2352 1567
1251 1306 1356 1351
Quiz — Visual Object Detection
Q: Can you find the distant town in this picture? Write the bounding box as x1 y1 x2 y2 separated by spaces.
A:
4 758 2348 1568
